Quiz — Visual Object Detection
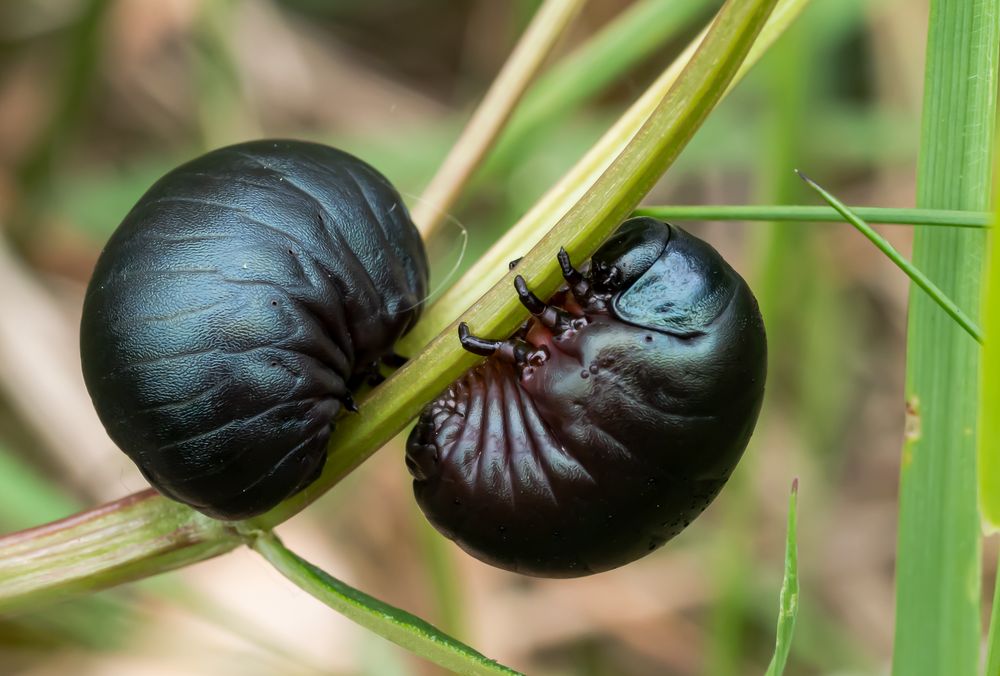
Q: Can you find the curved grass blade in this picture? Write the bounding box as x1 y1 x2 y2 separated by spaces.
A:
412 0 585 236
798 172 982 344
633 204 990 228
764 479 799 676
251 531 521 676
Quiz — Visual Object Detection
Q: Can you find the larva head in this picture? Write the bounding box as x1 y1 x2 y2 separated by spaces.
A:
592 217 741 337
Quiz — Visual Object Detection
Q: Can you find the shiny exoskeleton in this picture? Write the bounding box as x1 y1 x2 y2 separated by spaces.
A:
406 218 766 577
81 140 428 520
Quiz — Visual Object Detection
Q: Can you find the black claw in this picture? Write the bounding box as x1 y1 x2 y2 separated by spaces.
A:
457 322 544 366
558 247 592 300
458 322 503 357
508 257 523 271
514 273 584 333
343 393 359 413
514 275 547 315
557 248 579 280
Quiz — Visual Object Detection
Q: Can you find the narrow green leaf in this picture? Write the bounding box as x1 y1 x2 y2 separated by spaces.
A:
895 0 998 673
634 204 990 228
980 140 1000 676
979 155 1000 532
251 532 521 676
798 172 982 343
765 479 799 676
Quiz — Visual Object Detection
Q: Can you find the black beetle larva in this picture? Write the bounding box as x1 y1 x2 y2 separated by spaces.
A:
81 139 429 520
406 217 766 577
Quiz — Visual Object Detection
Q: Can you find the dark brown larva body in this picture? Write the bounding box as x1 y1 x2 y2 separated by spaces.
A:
406 218 766 577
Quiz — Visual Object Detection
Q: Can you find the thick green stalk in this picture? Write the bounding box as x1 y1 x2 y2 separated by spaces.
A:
894 0 998 674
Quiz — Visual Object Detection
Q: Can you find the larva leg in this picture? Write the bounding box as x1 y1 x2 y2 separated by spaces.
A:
458 322 546 365
558 247 614 311
513 275 583 333
557 248 590 298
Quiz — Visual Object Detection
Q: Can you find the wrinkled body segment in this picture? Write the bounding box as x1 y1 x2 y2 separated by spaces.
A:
406 219 766 577
81 140 428 519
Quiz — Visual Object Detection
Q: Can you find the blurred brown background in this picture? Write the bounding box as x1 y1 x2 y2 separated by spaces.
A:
0 0 992 674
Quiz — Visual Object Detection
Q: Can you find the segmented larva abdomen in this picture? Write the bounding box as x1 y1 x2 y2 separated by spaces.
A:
81 140 429 519
407 219 766 577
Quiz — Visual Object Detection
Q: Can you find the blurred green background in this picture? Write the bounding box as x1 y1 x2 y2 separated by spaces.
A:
0 0 988 674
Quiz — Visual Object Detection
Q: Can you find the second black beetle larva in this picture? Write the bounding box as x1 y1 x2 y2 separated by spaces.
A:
406 218 766 577
81 139 428 520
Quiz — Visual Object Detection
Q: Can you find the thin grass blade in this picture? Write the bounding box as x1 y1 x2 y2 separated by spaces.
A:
634 204 990 228
765 479 799 676
412 0 585 236
799 172 982 343
251 532 521 676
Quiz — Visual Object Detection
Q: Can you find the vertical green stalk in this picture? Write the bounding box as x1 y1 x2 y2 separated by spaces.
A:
894 1 998 674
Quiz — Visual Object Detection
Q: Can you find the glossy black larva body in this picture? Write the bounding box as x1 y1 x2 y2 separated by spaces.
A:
81 140 428 520
406 218 766 577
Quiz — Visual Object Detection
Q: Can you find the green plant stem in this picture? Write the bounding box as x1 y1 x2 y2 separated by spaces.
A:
412 0 585 237
981 138 1000 676
978 161 1000 533
0 0 782 612
894 0 998 673
250 531 520 676
798 173 982 343
634 204 990 227
764 480 799 676
0 490 240 615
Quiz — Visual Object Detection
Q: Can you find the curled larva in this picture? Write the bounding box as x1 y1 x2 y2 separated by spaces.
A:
81 139 428 519
406 217 766 577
